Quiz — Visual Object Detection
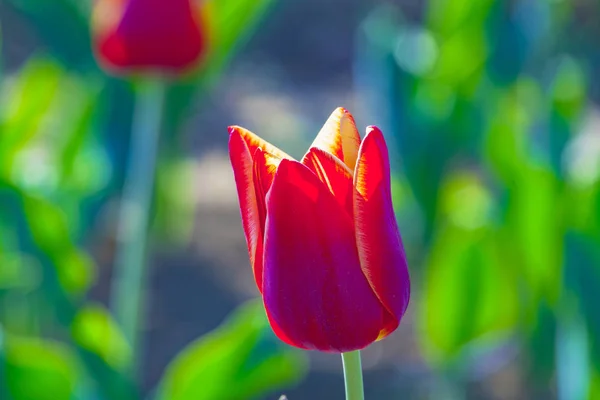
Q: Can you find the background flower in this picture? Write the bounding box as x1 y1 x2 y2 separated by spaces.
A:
92 0 209 74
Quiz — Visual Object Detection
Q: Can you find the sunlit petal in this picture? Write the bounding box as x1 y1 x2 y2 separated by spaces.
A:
354 126 410 337
229 125 292 161
253 148 282 234
308 108 361 170
228 129 265 292
263 159 385 352
302 147 354 217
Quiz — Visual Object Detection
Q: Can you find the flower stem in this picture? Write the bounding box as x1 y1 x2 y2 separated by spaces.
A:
341 350 365 400
556 292 589 400
110 78 165 375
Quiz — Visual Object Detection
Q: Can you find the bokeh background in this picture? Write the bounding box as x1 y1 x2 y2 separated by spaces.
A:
1 0 600 399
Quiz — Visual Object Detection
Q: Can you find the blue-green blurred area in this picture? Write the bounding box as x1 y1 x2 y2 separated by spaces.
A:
0 0 599 399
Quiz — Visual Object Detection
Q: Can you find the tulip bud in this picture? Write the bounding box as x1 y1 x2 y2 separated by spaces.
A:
92 0 208 75
228 108 411 352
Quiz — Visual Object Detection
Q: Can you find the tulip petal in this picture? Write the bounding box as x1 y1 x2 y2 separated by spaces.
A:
302 148 354 217
228 131 264 292
228 127 292 293
309 108 361 170
263 159 385 352
354 126 410 338
264 306 308 350
94 0 206 71
229 126 291 161
253 148 282 234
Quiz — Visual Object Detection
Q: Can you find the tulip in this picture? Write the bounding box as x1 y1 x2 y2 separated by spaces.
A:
228 108 410 352
92 0 208 74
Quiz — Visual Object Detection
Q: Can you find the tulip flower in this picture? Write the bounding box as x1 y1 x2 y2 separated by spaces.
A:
92 0 208 74
91 0 210 361
228 108 410 352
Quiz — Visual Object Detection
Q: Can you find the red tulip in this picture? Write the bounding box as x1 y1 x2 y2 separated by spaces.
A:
228 108 410 352
92 0 208 74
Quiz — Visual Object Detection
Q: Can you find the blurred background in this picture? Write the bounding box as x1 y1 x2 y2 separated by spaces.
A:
0 0 599 399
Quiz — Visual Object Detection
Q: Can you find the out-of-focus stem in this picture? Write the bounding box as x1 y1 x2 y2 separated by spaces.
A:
341 350 365 400
556 292 590 400
110 79 165 374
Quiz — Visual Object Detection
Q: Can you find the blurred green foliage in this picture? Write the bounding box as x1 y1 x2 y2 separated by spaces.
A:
358 0 600 397
4 336 80 400
71 304 131 372
0 0 307 399
157 301 306 400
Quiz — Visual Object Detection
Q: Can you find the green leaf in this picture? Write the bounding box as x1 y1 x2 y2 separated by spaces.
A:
3 65 107 198
70 304 138 400
55 249 96 296
484 81 563 308
505 164 562 305
427 0 494 35
4 336 80 400
204 0 277 77
563 181 600 237
0 253 41 291
157 300 306 400
48 75 103 193
483 80 541 184
22 195 71 254
420 172 518 363
551 56 586 121
590 366 600 399
71 304 131 372
21 194 94 295
428 25 487 88
0 58 62 174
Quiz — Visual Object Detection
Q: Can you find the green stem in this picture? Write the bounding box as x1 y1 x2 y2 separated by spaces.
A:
110 79 165 374
341 351 365 400
556 292 590 400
